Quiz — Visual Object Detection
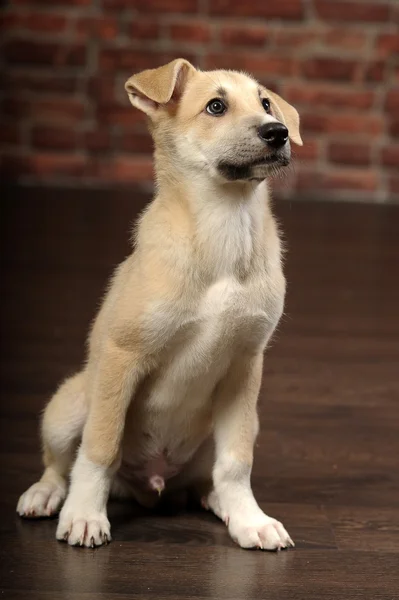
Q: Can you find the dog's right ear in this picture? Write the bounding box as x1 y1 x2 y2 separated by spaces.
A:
125 59 195 117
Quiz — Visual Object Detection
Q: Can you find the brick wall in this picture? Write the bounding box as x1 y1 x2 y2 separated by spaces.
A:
1 0 398 202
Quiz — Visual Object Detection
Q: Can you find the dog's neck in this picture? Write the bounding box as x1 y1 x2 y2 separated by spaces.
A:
155 159 268 280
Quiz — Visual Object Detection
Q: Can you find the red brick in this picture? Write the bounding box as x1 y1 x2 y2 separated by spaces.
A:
24 13 67 33
363 61 385 82
210 0 304 19
0 123 21 145
75 17 118 41
1 153 86 178
1 0 393 201
328 142 371 166
301 113 383 136
296 168 378 193
302 57 358 81
3 40 86 67
1 12 68 33
99 48 196 72
270 172 295 197
5 73 78 94
282 85 375 110
34 99 85 122
87 76 117 104
385 90 399 115
274 27 369 52
376 33 399 58
84 131 111 153
95 156 153 182
259 79 280 95
220 25 268 47
389 175 399 196
381 145 399 168
273 27 319 48
294 138 320 161
96 103 147 126
119 131 153 154
31 126 78 150
315 1 391 23
33 154 87 177
130 20 160 40
170 21 211 43
103 0 198 13
101 0 131 6
390 120 399 138
295 168 324 192
323 28 368 52
325 170 378 192
3 97 85 122
13 0 89 5
205 53 295 76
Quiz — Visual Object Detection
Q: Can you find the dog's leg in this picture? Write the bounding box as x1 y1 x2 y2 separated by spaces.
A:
172 437 214 504
56 344 143 547
206 354 294 551
17 372 87 518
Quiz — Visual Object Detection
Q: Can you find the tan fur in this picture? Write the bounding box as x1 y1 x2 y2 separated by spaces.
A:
17 59 301 551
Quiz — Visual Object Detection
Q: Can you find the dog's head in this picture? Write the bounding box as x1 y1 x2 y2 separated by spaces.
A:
125 59 302 183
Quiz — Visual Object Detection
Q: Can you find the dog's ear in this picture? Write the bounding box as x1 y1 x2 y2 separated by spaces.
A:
125 59 195 117
268 91 303 146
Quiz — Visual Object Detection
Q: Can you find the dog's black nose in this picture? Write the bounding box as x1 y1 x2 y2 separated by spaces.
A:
258 123 289 149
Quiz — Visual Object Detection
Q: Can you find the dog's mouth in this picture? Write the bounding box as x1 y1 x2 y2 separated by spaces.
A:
217 153 290 182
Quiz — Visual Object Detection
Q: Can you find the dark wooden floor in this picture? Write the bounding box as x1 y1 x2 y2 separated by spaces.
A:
1 187 399 600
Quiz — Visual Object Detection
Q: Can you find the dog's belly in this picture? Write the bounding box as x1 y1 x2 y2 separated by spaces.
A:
119 277 279 498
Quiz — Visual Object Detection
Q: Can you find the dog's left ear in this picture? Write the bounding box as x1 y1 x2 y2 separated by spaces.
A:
125 58 195 117
268 91 303 146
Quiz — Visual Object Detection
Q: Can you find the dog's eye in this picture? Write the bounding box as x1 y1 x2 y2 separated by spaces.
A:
262 98 271 113
206 98 227 116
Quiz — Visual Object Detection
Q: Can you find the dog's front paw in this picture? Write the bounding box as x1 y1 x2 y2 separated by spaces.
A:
17 481 66 518
228 514 294 551
56 506 111 548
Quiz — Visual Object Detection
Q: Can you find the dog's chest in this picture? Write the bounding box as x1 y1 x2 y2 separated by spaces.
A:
197 277 268 341
164 275 281 378
197 277 276 342
200 277 243 316
139 275 280 414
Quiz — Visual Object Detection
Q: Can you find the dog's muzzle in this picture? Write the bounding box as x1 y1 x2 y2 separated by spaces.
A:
217 150 290 182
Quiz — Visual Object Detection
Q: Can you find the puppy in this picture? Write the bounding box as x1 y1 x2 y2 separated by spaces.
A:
17 59 302 550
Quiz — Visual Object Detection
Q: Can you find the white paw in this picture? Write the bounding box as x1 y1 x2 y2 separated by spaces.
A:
228 514 294 551
17 481 66 518
202 490 229 523
56 506 111 548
